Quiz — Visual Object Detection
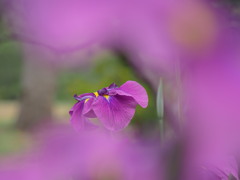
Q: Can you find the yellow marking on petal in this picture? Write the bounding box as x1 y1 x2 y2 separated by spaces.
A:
94 92 99 97
85 98 89 103
104 95 109 100
93 91 109 100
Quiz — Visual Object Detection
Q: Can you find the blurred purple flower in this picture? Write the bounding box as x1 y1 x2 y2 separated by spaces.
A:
69 81 148 131
7 0 117 52
179 21 240 180
199 157 239 180
0 127 161 180
183 152 239 180
113 0 225 77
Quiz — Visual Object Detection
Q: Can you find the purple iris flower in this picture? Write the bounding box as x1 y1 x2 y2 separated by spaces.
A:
69 81 148 131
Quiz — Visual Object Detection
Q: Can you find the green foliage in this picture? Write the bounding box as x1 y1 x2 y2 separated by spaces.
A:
57 53 137 100
0 120 31 157
0 42 22 99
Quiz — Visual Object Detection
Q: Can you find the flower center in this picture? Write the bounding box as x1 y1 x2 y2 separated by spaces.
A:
96 88 110 100
75 84 116 103
97 88 109 96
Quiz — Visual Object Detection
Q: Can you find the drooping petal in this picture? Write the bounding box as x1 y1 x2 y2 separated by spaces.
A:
69 101 96 131
92 95 137 131
114 81 148 108
69 102 79 116
82 98 96 118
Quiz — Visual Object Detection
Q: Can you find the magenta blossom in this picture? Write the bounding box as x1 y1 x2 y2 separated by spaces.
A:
69 81 148 131
0 127 161 180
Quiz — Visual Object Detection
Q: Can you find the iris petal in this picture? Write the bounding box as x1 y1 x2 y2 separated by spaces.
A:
69 101 96 131
82 98 96 118
114 81 148 108
108 83 118 89
92 95 137 131
74 93 95 102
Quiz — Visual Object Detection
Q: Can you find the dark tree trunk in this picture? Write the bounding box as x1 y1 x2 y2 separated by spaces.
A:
17 45 57 130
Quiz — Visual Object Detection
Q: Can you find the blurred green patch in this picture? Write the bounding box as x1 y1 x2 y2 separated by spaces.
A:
0 41 22 99
0 121 31 157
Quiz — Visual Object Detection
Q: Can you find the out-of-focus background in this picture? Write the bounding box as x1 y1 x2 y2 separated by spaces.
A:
0 0 240 167
0 44 159 155
0 16 158 158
